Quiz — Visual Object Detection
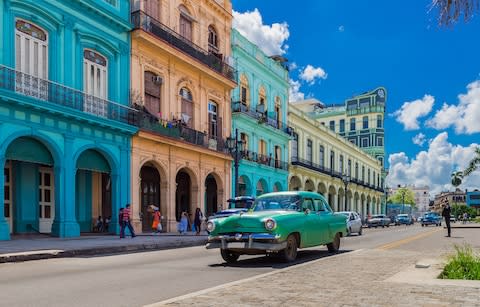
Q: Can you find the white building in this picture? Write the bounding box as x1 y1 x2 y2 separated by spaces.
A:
389 185 430 213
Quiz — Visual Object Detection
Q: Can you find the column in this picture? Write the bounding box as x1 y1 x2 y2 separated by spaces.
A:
130 151 141 233
51 137 79 238
0 156 10 240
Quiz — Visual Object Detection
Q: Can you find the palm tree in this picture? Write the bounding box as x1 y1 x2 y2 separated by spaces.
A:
451 171 463 188
433 0 480 25
463 147 480 176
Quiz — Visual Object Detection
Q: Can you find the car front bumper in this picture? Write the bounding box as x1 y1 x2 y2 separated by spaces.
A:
206 233 287 251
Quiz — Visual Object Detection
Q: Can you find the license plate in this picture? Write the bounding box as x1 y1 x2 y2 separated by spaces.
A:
227 242 245 248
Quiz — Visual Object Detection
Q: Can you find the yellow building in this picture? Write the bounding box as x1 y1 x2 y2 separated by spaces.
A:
130 0 236 232
288 104 384 219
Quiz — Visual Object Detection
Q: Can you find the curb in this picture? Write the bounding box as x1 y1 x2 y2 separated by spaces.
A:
0 240 207 264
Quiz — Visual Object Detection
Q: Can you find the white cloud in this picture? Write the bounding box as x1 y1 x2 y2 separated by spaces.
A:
338 25 345 32
289 62 298 71
299 65 328 85
233 9 289 56
392 95 435 130
386 132 480 196
426 80 480 134
412 133 427 146
289 79 305 102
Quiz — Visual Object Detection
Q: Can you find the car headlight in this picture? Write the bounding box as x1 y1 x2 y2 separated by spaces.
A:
206 220 215 232
264 218 276 230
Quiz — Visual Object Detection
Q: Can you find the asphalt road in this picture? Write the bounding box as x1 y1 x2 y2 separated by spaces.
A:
0 224 462 307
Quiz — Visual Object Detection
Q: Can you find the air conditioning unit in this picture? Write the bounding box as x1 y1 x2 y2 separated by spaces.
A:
153 75 163 85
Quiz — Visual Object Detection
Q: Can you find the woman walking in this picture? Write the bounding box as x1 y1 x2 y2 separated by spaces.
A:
151 207 162 234
194 207 204 235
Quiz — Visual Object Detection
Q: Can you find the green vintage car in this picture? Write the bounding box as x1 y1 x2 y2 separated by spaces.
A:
205 191 348 263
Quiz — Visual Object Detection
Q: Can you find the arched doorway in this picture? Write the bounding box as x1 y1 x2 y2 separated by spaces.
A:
256 179 267 196
4 137 55 234
238 175 252 196
328 185 337 211
176 169 191 221
289 176 301 191
305 179 314 192
75 149 112 233
205 174 218 217
317 182 327 196
273 182 282 192
140 163 160 232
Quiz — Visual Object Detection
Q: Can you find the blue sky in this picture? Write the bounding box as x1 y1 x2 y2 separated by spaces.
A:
231 0 480 195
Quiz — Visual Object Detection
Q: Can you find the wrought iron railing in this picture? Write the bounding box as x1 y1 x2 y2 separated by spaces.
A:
135 107 226 152
231 101 291 134
0 65 138 126
131 10 236 82
240 150 288 171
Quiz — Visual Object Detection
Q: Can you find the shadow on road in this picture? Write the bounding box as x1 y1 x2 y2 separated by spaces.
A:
209 249 352 269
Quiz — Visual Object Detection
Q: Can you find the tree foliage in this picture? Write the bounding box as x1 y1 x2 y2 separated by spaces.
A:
452 204 477 218
464 147 480 176
388 187 416 207
433 0 480 25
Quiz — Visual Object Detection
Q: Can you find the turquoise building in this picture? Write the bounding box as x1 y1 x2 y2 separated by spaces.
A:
0 0 136 240
230 29 290 197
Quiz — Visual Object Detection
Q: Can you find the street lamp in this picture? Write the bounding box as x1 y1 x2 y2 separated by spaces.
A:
226 129 243 197
342 173 350 211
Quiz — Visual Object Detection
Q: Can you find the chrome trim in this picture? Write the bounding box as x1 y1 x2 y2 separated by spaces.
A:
206 233 285 251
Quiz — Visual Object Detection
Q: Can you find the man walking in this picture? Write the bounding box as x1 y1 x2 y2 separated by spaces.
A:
442 200 451 237
120 204 136 238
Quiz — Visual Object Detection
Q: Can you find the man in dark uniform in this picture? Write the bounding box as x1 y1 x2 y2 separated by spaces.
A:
442 200 451 237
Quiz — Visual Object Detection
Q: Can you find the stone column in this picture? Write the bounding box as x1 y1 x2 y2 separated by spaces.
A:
130 152 141 233
0 155 10 240
109 173 120 234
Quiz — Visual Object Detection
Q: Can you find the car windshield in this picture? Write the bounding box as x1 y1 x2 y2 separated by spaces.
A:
252 195 301 212
398 214 408 217
339 212 350 217
229 199 253 209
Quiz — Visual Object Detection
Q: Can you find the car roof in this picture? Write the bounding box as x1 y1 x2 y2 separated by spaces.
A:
257 191 327 200
227 196 255 202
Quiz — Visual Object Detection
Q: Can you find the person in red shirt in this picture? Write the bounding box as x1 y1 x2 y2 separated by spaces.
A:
120 204 136 238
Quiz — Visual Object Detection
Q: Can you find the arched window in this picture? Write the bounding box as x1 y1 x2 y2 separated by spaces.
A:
239 74 250 107
257 86 266 113
144 71 161 116
179 5 193 41
180 87 193 127
15 20 48 99
83 49 108 116
208 25 218 52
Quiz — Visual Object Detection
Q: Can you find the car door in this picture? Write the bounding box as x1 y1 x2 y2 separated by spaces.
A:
314 198 331 244
301 198 320 247
352 213 361 233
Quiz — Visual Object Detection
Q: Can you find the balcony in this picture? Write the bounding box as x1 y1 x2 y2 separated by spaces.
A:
231 101 292 135
0 65 138 126
291 156 340 178
135 107 226 153
131 10 236 82
240 150 288 171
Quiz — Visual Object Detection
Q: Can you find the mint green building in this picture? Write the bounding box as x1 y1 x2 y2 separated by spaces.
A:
230 29 290 197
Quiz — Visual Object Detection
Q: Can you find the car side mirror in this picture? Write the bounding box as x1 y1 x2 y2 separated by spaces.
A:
304 209 310 215
350 216 355 221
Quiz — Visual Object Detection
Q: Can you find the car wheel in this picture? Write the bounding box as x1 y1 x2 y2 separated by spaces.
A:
281 234 298 262
327 233 341 253
220 249 240 263
386 224 390 228
358 227 363 236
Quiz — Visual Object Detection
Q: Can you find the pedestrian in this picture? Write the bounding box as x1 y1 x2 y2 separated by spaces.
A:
104 216 110 232
177 211 188 235
118 208 124 237
120 204 136 238
463 212 468 224
194 207 203 235
442 200 451 237
94 216 103 232
151 207 162 234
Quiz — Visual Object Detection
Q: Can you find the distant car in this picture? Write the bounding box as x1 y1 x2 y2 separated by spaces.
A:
418 216 423 222
208 196 255 221
450 216 457 223
367 214 390 228
421 212 442 227
337 211 363 236
395 214 414 225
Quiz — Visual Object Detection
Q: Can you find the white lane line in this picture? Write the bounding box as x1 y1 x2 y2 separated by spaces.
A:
145 249 364 306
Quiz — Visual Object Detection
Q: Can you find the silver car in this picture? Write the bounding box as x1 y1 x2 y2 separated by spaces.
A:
337 211 363 236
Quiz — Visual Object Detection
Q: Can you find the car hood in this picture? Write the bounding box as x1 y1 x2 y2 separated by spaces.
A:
215 210 296 233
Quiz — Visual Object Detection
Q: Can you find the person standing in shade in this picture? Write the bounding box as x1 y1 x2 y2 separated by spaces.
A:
194 207 203 235
120 204 136 238
442 200 451 237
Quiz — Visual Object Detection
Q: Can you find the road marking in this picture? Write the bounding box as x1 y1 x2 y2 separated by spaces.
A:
145 249 364 306
376 228 442 250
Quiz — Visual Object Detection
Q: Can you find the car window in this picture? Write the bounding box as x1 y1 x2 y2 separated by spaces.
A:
313 199 326 212
302 199 314 212
253 195 301 211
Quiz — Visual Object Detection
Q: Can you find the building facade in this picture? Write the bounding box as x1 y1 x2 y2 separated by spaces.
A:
389 185 430 213
129 0 236 233
466 190 480 211
288 104 384 219
0 0 136 240
230 29 290 198
432 189 467 211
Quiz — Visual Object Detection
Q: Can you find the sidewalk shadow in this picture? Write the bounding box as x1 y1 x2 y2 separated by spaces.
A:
209 249 352 269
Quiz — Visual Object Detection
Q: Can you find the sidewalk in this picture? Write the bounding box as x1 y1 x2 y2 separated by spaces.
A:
0 232 207 263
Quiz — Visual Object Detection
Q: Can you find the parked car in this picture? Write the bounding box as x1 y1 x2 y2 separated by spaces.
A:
450 216 457 223
421 212 442 227
367 214 390 228
206 191 348 263
337 211 363 236
395 214 414 225
207 196 255 221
